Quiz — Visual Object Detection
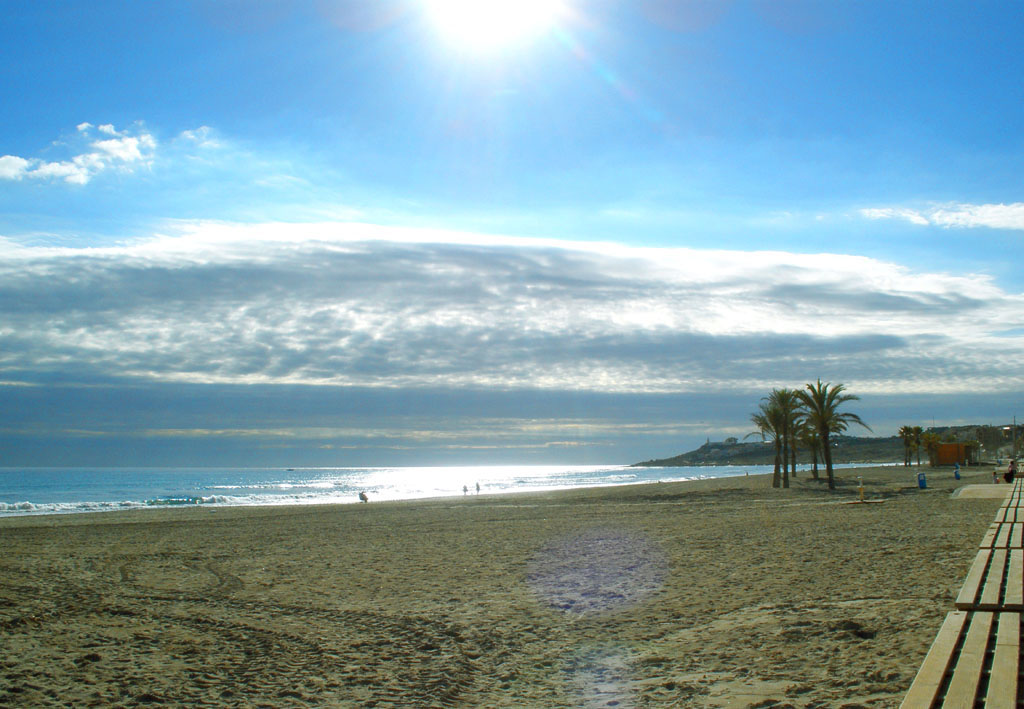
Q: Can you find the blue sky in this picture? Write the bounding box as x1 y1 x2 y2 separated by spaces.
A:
2 0 1024 466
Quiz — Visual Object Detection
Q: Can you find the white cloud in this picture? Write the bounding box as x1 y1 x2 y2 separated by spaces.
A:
859 207 930 226
0 123 159 185
929 203 1024 230
179 125 220 148
2 221 1023 397
91 134 157 163
28 160 91 185
861 202 1024 230
0 155 31 180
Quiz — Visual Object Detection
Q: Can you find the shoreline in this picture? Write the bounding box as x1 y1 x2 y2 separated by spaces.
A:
0 461 905 521
0 465 1003 706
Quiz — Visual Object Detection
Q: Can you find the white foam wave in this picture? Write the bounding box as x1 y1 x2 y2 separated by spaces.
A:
0 491 365 517
0 499 146 515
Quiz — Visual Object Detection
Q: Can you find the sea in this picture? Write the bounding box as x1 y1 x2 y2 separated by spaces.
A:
0 463 884 517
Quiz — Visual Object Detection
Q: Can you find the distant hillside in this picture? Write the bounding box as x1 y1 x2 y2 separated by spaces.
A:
634 434 904 467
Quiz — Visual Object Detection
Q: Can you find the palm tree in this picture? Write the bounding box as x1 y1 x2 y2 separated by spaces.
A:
898 426 914 467
748 401 784 488
921 432 942 466
795 379 872 490
912 426 924 466
766 388 800 488
797 420 821 480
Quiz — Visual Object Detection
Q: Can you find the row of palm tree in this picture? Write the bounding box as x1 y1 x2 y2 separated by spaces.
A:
898 425 922 466
748 379 871 490
897 425 943 466
898 425 954 466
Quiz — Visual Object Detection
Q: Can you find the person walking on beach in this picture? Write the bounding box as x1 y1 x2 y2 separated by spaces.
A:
1005 459 1017 484
359 491 369 503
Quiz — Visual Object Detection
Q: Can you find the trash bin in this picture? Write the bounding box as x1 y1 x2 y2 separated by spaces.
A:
917 472 927 489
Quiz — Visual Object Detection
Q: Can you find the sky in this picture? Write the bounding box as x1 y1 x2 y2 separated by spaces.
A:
2 0 1024 467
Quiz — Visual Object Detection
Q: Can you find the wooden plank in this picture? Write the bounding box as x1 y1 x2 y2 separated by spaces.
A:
1006 549 1024 611
986 612 1020 709
995 506 1010 524
1011 522 1024 549
943 611 992 707
956 550 991 610
995 524 1012 549
980 524 999 549
900 611 968 709
980 549 1007 609
1004 486 1019 506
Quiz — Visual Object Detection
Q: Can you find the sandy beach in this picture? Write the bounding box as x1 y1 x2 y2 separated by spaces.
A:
0 465 1005 707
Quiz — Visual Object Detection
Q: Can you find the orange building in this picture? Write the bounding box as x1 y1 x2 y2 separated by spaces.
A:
934 442 979 465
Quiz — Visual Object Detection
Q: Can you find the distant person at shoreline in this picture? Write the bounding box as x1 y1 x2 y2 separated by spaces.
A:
359 492 368 503
463 485 468 495
476 482 480 494
1005 459 1017 484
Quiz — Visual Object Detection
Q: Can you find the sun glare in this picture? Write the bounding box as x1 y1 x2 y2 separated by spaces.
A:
423 0 564 52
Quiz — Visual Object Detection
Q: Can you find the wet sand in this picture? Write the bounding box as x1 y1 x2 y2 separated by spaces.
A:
0 465 1004 707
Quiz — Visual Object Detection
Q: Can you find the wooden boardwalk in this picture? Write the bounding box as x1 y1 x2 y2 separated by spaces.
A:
902 478 1024 708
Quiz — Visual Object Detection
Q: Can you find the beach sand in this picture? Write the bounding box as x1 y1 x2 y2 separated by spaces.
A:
0 465 1005 707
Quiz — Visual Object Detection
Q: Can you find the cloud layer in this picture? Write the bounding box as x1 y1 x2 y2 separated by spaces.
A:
3 222 1023 398
862 203 1024 231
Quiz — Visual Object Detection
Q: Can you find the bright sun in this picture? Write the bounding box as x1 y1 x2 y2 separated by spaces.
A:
423 0 565 52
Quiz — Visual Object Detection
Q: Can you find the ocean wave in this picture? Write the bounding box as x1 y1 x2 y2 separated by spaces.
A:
0 499 146 515
580 473 637 483
0 495 246 515
206 480 342 491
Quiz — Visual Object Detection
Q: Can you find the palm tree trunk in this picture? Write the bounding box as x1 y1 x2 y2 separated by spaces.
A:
821 428 835 490
811 445 819 480
781 423 789 488
772 440 782 488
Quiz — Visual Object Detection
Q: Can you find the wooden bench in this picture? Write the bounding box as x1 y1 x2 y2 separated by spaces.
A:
902 480 1024 706
956 485 1024 613
979 521 1024 549
993 500 1024 524
1003 479 1024 507
955 548 1024 611
900 610 1020 708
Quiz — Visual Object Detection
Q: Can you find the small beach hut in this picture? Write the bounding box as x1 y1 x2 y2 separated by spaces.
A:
934 442 979 466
